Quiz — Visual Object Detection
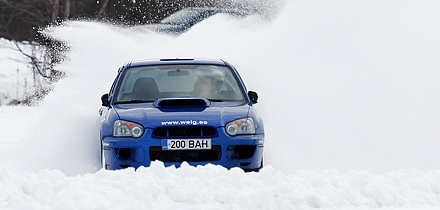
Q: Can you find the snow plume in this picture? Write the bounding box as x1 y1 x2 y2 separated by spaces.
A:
25 0 440 175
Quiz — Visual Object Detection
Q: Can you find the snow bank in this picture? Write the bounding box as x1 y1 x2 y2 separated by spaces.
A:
1 164 440 209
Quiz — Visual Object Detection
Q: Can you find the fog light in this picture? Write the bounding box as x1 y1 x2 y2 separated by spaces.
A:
118 148 133 161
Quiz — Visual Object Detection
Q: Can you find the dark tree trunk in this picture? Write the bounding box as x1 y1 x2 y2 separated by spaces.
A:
52 0 60 23
65 0 71 18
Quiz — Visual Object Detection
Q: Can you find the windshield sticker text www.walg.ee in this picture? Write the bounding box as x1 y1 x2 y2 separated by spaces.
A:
160 120 208 126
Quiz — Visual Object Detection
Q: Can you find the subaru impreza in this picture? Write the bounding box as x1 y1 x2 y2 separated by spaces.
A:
99 58 264 171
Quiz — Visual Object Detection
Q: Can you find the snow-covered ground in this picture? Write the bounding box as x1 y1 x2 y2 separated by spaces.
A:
1 0 440 209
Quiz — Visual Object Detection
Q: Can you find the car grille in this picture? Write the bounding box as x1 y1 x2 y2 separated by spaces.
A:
152 126 218 138
149 146 221 162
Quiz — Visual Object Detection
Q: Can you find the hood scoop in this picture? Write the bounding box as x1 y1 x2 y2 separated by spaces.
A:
154 98 211 108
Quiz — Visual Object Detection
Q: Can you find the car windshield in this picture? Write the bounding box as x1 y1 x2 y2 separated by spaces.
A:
160 9 214 25
114 64 246 103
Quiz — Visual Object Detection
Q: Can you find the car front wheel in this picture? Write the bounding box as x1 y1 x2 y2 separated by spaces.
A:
101 145 107 170
244 158 263 172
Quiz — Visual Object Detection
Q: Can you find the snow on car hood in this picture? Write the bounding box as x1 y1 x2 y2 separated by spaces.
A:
113 101 250 128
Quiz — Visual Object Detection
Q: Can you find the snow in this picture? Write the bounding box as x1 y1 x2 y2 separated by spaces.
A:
1 0 440 209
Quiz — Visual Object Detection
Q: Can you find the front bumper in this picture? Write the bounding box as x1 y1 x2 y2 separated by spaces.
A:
101 128 264 170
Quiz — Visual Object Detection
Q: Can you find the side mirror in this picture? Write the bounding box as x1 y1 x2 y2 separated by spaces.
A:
248 91 258 104
101 93 109 106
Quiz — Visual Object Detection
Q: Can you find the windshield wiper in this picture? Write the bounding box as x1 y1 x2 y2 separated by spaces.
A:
206 99 224 102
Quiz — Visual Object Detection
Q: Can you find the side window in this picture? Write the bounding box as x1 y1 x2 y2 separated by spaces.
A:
114 67 160 102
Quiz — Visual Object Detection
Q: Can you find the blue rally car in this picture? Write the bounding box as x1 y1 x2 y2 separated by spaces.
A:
99 58 264 171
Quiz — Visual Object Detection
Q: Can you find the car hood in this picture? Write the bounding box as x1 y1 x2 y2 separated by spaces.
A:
113 102 250 128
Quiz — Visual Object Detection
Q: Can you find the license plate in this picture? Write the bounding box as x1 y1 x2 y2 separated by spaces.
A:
162 139 211 150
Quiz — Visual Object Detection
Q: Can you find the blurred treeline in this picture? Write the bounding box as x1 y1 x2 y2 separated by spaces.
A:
0 0 222 41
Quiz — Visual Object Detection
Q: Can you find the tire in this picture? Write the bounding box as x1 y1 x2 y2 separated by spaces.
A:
256 158 264 172
244 158 263 173
101 145 107 170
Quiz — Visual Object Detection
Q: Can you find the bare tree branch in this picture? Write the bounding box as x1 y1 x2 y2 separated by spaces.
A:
97 0 110 17
12 41 51 79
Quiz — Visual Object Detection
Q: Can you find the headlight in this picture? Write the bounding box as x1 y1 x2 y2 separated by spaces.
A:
113 120 144 138
225 118 256 136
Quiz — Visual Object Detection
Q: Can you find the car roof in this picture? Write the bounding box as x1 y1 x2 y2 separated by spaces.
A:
159 7 249 25
176 7 249 14
127 58 228 67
